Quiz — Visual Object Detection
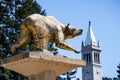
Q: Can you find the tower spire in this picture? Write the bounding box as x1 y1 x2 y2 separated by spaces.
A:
85 21 97 45
89 21 91 27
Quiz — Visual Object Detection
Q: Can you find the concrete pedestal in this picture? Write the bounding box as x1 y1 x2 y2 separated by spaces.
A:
0 51 86 80
28 70 56 80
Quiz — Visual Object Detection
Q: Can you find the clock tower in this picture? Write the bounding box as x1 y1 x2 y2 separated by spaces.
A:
81 21 102 80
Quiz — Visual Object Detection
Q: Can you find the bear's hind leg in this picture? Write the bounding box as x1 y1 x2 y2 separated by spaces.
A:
10 25 31 53
27 25 42 50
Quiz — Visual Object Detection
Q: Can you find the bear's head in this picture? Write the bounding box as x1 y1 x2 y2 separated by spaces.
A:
64 23 83 40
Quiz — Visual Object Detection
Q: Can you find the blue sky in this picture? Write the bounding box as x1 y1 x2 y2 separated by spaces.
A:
36 0 120 79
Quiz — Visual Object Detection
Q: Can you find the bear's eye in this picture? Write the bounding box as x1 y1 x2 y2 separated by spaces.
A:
73 29 76 31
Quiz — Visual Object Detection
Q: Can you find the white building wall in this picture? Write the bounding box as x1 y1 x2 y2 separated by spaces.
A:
93 65 102 80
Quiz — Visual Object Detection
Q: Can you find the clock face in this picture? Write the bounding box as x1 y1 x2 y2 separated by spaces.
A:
96 69 100 74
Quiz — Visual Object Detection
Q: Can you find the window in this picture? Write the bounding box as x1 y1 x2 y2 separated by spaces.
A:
94 52 100 63
86 54 88 63
89 53 91 63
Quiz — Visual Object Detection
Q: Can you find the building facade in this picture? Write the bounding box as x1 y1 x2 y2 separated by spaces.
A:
81 21 102 80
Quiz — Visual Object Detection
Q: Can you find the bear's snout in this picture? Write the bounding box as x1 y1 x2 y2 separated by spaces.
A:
79 29 83 34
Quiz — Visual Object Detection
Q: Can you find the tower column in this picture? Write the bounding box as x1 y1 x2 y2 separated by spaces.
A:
81 21 102 80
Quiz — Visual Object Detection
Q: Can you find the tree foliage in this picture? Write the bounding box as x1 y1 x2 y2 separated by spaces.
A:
63 69 77 80
0 0 46 57
102 77 112 80
0 0 46 79
117 64 120 79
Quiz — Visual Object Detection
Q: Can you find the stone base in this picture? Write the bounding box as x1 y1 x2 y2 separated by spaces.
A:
28 70 56 80
0 51 86 80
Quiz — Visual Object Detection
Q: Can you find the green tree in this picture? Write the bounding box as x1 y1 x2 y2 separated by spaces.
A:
117 64 120 79
56 69 77 80
102 77 112 80
0 0 46 57
0 0 46 79
64 69 77 80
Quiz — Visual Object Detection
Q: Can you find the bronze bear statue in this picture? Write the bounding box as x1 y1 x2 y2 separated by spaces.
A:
10 14 83 53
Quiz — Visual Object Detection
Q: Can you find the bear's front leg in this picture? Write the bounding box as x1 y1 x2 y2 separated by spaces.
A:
56 41 80 53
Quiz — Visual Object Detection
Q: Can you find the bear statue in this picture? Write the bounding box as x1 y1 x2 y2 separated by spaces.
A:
10 14 83 54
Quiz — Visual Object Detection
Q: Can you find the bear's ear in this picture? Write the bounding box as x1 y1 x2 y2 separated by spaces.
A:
64 23 70 31
66 23 70 27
